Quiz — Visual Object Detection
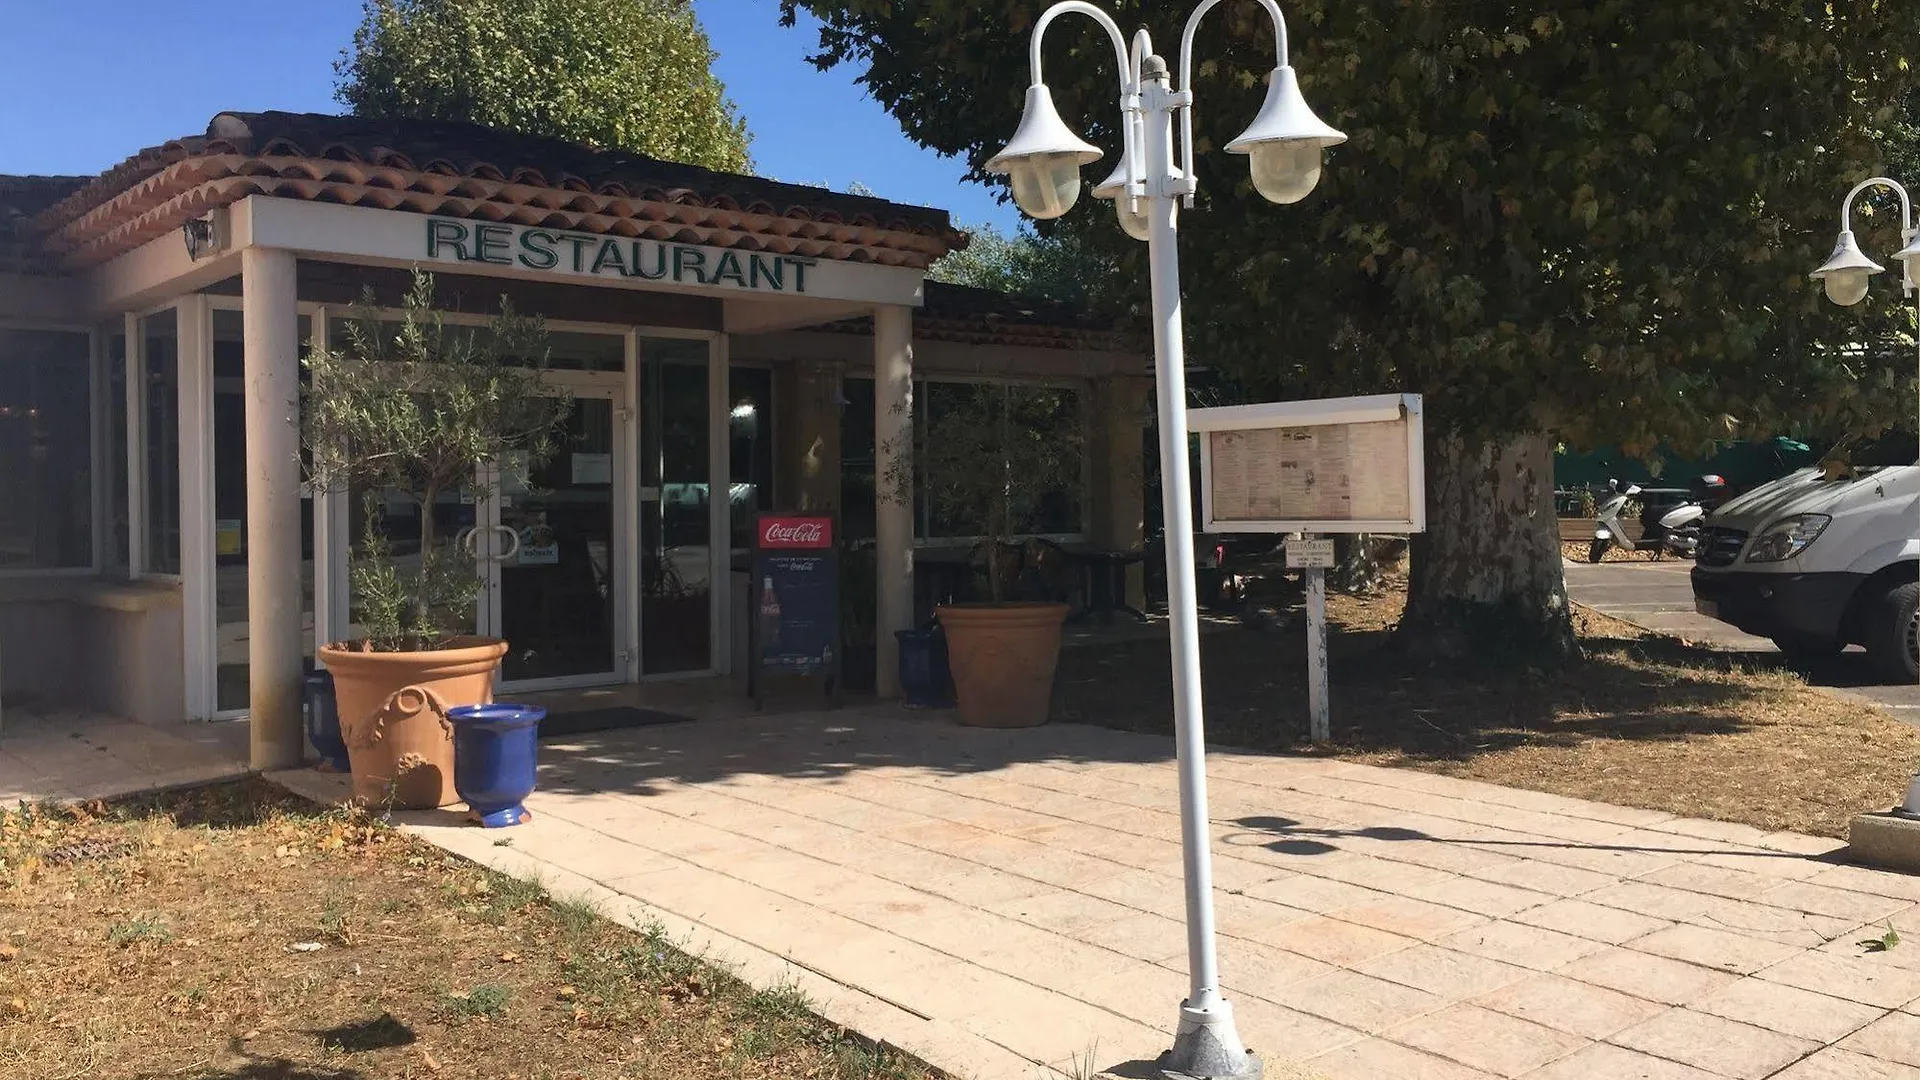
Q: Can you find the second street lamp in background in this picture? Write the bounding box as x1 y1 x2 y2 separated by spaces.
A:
986 2 1344 1077
1810 175 1920 808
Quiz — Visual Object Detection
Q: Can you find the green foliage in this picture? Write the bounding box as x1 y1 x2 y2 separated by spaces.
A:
445 983 511 1018
928 220 1114 306
106 915 174 947
337 0 751 172
781 0 1916 457
890 384 1083 601
302 271 572 651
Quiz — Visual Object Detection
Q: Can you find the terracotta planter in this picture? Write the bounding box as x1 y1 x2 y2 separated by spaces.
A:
318 637 508 809
936 602 1069 728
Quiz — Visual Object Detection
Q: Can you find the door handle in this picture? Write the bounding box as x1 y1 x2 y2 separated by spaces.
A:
456 526 479 559
491 523 522 562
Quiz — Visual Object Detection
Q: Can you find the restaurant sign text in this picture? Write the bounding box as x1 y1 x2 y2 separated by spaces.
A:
423 217 817 293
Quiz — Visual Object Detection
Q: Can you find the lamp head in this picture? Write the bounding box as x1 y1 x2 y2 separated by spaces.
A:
1894 230 1920 272
1226 66 1347 204
1810 229 1885 307
987 83 1102 220
1092 159 1152 242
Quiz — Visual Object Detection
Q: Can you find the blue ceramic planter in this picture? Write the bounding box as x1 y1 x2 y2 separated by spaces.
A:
304 668 350 773
448 704 545 828
895 627 953 708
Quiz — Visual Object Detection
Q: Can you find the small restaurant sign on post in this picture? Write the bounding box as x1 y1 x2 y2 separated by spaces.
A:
1190 394 1427 742
749 514 841 705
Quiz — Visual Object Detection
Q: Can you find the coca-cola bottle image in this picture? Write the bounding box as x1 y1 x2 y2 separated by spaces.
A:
759 575 781 654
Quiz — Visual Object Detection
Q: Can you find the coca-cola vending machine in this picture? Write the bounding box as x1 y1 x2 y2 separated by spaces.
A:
749 513 839 704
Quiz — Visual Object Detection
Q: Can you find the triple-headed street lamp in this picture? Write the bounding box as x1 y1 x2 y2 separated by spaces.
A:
1810 178 1920 806
986 2 1344 1076
1811 177 1920 447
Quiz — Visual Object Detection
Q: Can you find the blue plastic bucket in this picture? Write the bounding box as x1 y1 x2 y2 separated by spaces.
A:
304 668 350 772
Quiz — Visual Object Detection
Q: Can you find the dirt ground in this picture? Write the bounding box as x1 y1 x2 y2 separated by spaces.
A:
1054 575 1919 839
0 782 938 1080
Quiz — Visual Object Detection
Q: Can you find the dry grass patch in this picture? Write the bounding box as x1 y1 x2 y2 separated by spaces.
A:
0 781 937 1080
1055 578 1916 838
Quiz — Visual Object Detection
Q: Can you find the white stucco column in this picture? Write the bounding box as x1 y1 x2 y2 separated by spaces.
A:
242 246 304 769
873 305 915 698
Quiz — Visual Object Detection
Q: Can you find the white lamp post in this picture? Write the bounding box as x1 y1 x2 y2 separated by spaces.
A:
1810 177 1920 811
987 3 1344 1077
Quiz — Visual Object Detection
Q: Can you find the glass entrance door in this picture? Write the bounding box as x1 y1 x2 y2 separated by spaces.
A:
480 391 621 687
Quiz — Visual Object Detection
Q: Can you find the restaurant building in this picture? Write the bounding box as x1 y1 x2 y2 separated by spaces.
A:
0 111 1148 765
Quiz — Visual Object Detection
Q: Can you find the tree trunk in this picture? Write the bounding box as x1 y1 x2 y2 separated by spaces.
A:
1329 533 1384 595
1400 431 1577 665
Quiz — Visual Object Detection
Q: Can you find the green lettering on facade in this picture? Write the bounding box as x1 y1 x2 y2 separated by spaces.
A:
748 254 784 291
710 250 748 288
673 247 709 285
629 240 667 280
425 220 826 296
589 237 628 276
474 224 512 265
562 235 595 273
517 230 559 270
786 256 814 294
426 219 471 261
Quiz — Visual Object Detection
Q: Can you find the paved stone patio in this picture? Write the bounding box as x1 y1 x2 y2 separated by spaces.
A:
0 706 248 803
255 707 1920 1080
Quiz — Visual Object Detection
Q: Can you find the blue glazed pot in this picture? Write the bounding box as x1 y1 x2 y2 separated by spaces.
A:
447 704 545 828
304 669 350 773
895 627 953 709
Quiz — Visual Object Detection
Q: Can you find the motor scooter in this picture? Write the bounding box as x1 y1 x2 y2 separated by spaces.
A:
1587 480 1642 562
1589 476 1730 562
1652 474 1730 559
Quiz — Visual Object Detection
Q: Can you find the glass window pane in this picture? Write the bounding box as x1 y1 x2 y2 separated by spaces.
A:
727 366 773 555
0 328 93 569
1009 385 1083 535
839 376 876 542
142 308 181 575
211 310 316 711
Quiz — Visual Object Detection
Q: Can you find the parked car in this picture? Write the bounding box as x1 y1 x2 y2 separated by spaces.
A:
1690 463 1918 680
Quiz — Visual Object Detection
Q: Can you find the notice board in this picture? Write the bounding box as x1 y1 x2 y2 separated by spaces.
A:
1191 394 1426 534
749 513 840 701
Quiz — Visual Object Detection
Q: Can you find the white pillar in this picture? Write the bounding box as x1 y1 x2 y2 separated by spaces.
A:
873 305 915 698
242 247 304 769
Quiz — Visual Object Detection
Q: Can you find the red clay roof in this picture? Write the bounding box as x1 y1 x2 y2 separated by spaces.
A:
22 111 968 272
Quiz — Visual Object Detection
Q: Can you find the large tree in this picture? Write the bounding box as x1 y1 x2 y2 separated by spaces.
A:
782 0 1915 662
928 220 1113 306
337 0 751 172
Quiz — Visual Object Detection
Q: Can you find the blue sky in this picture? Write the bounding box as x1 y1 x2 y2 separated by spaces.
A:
0 0 1018 231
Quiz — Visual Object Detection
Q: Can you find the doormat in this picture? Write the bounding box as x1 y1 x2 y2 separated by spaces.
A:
537 707 696 738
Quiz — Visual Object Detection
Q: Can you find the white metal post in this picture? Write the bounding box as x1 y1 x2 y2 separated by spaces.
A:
1305 553 1329 744
123 312 146 576
1140 54 1255 1080
177 296 218 720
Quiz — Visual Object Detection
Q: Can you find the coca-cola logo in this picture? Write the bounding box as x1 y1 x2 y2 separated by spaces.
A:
760 516 831 549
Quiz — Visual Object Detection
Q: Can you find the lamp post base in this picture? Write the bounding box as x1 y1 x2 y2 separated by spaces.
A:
1157 1001 1263 1080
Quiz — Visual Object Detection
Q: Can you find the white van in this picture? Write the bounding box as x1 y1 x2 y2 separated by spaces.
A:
1690 464 1918 681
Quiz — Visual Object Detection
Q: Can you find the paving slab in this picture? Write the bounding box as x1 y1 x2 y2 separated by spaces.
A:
85 704 1920 1080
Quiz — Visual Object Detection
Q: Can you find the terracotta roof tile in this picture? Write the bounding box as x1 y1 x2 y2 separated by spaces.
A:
19 111 967 271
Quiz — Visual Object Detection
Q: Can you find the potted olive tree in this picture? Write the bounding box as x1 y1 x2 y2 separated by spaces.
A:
893 384 1083 727
304 271 570 809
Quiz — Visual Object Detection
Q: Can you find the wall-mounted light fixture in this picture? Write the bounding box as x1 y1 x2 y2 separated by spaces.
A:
181 209 229 261
182 218 214 261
